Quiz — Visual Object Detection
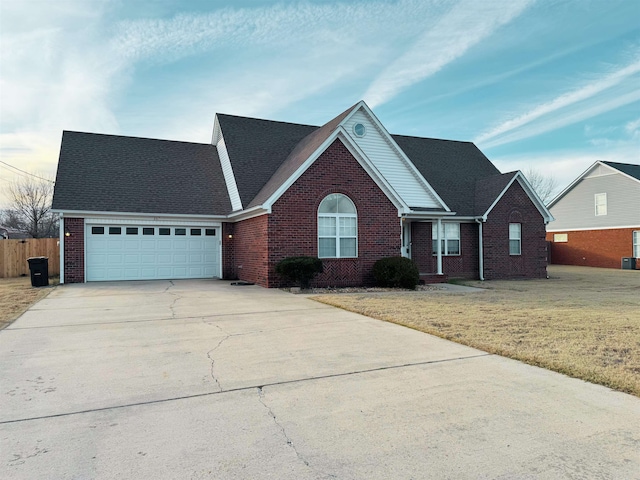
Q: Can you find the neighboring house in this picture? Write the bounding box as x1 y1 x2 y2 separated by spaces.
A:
52 101 552 287
546 161 640 269
0 226 30 240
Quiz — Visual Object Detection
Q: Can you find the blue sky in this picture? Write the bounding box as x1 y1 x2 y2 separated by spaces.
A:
1 0 639 207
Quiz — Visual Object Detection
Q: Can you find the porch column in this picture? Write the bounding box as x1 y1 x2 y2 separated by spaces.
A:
436 218 443 275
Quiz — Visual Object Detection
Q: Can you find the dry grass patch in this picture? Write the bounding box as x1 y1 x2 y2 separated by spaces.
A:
313 266 640 396
0 277 56 330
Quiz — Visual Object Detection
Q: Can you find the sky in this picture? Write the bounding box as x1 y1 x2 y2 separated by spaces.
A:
1 0 639 208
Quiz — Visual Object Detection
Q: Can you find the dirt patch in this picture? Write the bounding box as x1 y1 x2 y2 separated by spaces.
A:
0 277 57 330
313 265 640 396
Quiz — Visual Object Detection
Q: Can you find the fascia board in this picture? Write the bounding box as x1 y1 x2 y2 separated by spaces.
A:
547 224 640 232
482 172 554 224
261 126 410 213
227 206 270 222
344 101 451 212
50 209 228 221
547 160 602 208
211 115 222 145
603 163 640 185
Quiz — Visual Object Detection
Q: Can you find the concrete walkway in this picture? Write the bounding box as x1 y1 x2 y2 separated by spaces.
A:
1 280 638 479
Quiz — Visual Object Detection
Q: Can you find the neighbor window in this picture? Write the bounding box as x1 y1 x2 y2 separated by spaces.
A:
595 193 607 216
553 233 568 243
318 193 357 258
432 223 460 255
509 223 521 255
634 231 640 258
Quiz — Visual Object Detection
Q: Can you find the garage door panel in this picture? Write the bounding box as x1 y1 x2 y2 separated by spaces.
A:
86 224 219 281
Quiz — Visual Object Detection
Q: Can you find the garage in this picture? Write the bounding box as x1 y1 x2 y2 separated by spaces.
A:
85 223 221 281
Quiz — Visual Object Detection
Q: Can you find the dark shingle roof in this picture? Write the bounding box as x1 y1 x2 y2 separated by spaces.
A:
474 172 518 216
216 114 316 208
246 104 355 208
602 161 640 181
392 135 501 215
52 131 231 215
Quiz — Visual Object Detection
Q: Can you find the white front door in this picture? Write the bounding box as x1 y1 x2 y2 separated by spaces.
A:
86 224 220 281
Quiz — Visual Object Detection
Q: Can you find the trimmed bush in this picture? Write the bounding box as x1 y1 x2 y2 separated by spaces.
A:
373 256 419 290
275 256 323 289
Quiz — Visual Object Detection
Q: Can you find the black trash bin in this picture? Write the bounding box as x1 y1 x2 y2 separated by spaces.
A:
27 257 49 287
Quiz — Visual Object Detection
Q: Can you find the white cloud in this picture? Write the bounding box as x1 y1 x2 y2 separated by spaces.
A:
362 0 533 108
476 54 640 147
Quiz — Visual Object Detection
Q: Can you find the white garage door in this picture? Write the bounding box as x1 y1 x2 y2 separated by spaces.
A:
86 225 220 281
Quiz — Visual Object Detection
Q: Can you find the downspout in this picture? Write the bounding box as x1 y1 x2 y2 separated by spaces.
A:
436 218 443 275
59 213 64 284
475 218 484 281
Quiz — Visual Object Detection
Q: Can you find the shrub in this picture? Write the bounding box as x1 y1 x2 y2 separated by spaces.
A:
275 256 323 289
373 256 419 290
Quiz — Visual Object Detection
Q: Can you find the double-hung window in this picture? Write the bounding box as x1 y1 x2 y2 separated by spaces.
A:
634 231 640 258
318 193 357 258
595 193 607 216
432 223 460 255
509 223 521 255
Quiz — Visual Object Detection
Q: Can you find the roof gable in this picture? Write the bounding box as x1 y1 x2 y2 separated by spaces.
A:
52 132 231 216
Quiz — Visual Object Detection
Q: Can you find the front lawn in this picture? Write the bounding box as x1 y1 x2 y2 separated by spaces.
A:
313 265 640 396
0 277 56 330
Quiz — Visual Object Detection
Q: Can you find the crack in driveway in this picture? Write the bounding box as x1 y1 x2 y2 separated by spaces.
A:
257 386 310 468
206 328 230 392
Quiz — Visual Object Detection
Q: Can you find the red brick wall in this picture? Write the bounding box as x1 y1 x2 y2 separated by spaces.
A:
411 222 479 278
266 138 400 287
64 217 85 283
546 228 639 269
483 181 547 279
221 222 236 279
233 215 269 285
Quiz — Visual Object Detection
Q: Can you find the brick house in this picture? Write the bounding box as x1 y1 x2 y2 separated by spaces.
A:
546 161 640 269
52 101 553 286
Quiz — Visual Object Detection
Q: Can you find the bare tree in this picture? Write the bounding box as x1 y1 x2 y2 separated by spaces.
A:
524 168 558 204
4 175 58 238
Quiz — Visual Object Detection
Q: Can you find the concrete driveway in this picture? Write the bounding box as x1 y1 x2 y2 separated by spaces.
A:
1 280 638 479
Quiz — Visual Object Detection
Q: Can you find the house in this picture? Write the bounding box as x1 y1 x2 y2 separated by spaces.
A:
0 225 30 240
546 161 640 269
51 101 553 287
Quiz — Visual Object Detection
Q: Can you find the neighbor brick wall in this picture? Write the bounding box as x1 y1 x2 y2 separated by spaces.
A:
64 217 85 283
266 138 400 287
221 222 236 279
483 182 547 279
411 222 480 279
546 227 639 269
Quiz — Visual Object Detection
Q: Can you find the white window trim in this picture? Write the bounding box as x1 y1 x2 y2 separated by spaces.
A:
432 222 461 256
509 223 521 256
595 193 607 216
318 194 358 259
633 231 640 258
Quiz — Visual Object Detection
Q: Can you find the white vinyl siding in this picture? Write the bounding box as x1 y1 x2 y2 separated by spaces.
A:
432 223 460 255
549 168 640 230
595 193 607 216
634 231 640 258
509 223 521 255
344 110 441 209
216 136 243 211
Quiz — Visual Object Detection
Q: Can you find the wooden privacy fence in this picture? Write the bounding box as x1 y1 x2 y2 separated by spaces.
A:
0 238 60 278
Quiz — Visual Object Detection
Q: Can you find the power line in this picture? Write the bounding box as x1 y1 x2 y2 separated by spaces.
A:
0 160 55 183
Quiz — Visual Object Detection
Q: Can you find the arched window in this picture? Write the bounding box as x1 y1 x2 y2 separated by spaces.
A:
318 193 357 258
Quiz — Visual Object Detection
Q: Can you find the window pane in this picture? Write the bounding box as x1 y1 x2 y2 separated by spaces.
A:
143 228 154 235
319 238 336 258
339 217 356 236
509 223 521 239
91 226 104 235
126 227 138 235
205 229 216 236
447 239 460 255
318 217 336 236
445 223 459 238
109 227 121 235
159 228 170 236
340 238 356 257
190 229 201 236
337 195 356 213
175 228 186 236
318 194 338 213
634 231 640 257
510 239 521 255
